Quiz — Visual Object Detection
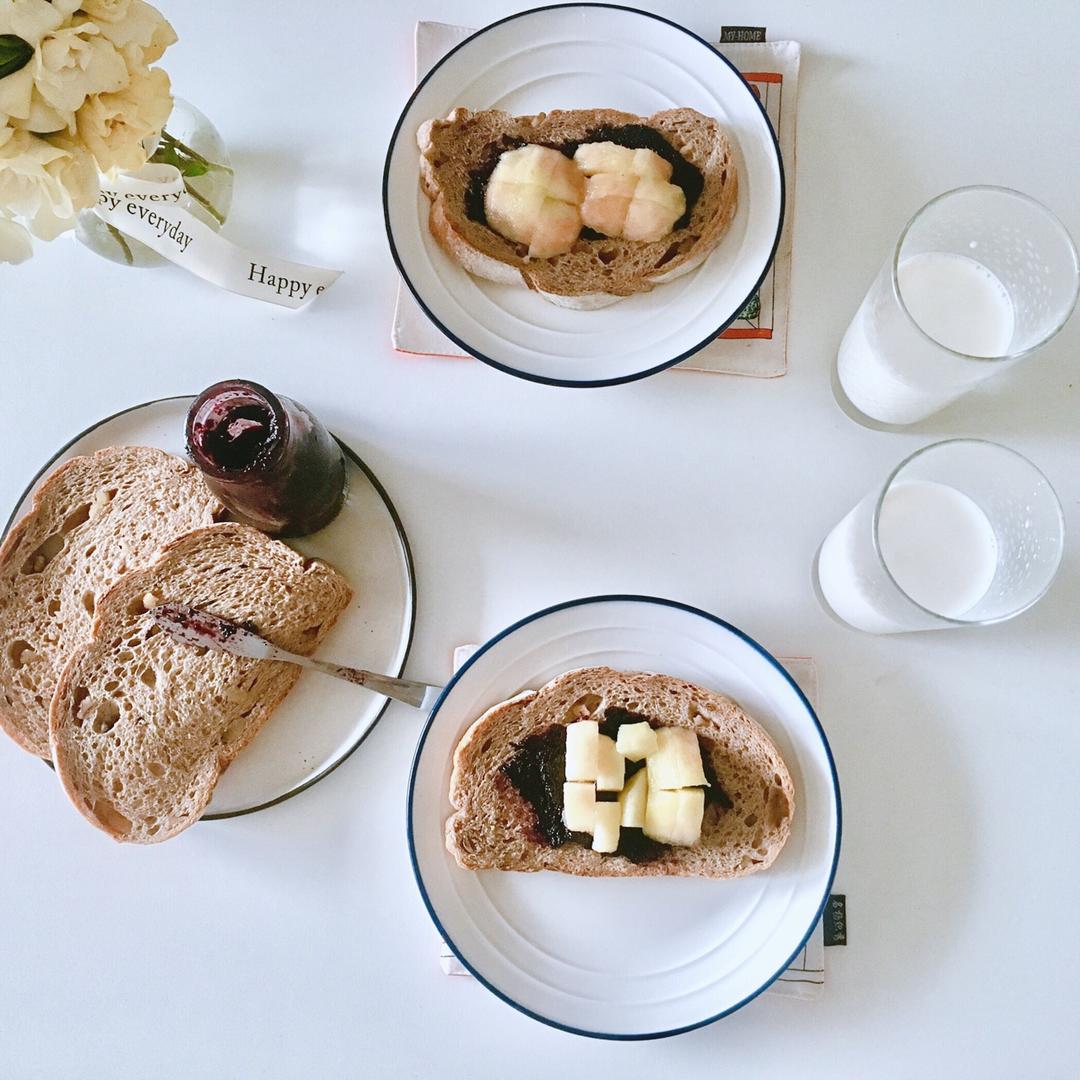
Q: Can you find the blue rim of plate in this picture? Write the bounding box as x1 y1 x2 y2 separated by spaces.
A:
407 594 842 1040
382 3 786 388
1 394 418 821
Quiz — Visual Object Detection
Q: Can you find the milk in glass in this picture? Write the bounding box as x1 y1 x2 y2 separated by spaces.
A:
838 253 1015 423
818 480 999 632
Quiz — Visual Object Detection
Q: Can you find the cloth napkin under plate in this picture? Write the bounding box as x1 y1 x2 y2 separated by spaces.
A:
436 645 826 1001
393 22 801 377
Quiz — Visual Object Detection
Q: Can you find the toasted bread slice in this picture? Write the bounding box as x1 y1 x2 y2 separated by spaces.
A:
446 667 794 878
50 523 352 843
417 108 738 309
0 447 222 758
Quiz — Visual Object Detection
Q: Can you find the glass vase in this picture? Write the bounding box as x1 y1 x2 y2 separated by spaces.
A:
74 97 233 267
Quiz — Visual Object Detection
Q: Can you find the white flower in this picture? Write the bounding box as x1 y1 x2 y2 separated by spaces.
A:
32 21 128 131
0 127 98 239
76 65 171 173
0 0 177 257
0 212 33 263
0 4 127 134
46 1 83 19
79 0 133 22
94 0 176 69
0 0 65 47
0 0 64 125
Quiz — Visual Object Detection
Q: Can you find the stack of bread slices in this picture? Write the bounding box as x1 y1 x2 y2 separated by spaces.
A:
0 446 351 843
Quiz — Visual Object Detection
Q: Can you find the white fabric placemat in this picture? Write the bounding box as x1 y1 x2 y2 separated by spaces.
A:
392 22 800 377
435 645 825 1001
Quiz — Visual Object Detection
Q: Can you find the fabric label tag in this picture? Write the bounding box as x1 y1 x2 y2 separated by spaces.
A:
719 26 767 43
823 894 847 946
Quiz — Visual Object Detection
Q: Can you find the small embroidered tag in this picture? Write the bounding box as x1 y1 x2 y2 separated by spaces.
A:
719 26 767 43
823 894 847 946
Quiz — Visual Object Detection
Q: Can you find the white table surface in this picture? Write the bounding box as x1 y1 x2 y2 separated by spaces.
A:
1 1 1078 1076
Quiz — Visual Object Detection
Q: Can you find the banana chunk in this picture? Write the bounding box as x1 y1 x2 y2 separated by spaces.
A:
484 145 584 258
565 719 599 782
646 727 708 790
563 782 596 833
575 142 685 242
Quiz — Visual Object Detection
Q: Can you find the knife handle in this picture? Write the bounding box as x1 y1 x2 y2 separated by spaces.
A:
301 656 441 711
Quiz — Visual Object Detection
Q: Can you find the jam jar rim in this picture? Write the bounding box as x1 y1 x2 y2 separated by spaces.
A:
186 378 291 481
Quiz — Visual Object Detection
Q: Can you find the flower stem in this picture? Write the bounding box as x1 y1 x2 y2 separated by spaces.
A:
160 129 234 174
106 222 134 265
151 129 229 225
183 180 225 226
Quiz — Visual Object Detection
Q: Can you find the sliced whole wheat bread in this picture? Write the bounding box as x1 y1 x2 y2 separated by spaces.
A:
417 108 739 308
447 667 794 878
0 447 222 758
50 523 352 843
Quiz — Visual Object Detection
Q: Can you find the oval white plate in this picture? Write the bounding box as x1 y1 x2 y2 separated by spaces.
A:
3 397 416 818
409 596 840 1039
383 4 784 386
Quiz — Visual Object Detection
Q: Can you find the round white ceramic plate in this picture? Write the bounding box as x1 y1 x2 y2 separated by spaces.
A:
383 4 784 386
3 397 416 818
409 596 840 1039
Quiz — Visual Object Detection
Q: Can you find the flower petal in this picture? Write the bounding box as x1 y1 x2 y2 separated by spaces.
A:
0 215 34 263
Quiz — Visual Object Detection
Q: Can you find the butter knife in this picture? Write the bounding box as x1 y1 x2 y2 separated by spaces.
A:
151 603 443 712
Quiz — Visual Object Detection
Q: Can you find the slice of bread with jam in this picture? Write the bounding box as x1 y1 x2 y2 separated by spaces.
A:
417 108 738 309
446 667 794 878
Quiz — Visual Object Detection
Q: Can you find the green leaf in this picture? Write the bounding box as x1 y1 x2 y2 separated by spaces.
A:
150 143 209 177
0 34 34 80
150 144 181 169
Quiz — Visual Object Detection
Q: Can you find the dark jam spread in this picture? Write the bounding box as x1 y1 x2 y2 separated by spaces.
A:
598 705 650 740
464 125 704 233
701 746 734 811
500 707 731 864
501 725 576 848
186 380 347 538
189 400 278 473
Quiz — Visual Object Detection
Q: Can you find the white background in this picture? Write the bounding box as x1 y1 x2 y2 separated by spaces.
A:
1 1 1078 1076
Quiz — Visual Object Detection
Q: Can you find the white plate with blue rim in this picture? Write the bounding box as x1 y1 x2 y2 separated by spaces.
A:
408 596 840 1039
383 4 784 387
2 396 416 819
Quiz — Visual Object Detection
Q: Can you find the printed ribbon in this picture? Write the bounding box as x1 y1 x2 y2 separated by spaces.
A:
93 164 342 309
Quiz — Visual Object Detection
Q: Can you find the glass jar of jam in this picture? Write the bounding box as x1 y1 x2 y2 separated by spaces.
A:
186 380 347 538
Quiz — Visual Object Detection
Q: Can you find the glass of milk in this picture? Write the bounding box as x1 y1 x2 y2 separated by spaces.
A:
837 187 1078 425
816 440 1064 633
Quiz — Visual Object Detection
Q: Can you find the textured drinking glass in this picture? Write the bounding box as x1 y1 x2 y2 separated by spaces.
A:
816 440 1064 633
837 187 1079 424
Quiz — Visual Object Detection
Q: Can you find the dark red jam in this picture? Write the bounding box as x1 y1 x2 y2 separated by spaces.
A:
501 725 577 848
186 380 347 538
500 707 731 864
598 705 650 740
701 745 734 811
193 402 277 471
